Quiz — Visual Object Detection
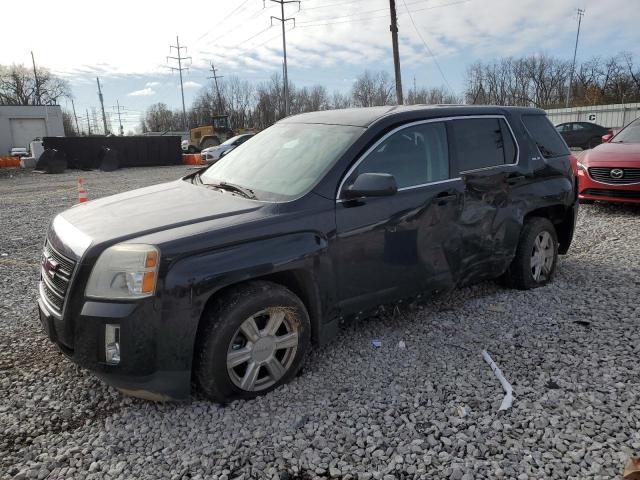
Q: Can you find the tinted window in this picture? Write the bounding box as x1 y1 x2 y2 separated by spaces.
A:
522 114 569 158
452 118 507 172
351 122 449 189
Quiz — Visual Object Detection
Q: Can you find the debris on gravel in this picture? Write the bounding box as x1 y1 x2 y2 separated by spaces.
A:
1 166 639 479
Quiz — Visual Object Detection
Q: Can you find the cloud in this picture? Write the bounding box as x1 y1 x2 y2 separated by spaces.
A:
128 87 156 97
182 81 202 89
145 81 161 87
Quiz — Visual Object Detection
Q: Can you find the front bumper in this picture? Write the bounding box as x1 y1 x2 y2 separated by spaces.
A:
577 170 640 204
38 294 191 400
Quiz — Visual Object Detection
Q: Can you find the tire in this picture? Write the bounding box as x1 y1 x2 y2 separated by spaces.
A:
195 281 311 403
504 217 558 290
580 198 595 205
200 136 220 149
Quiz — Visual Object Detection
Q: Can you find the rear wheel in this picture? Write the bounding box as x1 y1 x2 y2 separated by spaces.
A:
195 281 310 403
504 217 558 290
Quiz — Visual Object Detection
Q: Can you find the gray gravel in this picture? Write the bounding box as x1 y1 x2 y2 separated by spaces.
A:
1 166 639 480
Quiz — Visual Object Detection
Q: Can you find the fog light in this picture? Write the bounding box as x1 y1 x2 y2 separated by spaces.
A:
105 324 120 365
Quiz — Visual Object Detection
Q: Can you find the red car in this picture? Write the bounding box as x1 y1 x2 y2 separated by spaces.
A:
577 118 640 204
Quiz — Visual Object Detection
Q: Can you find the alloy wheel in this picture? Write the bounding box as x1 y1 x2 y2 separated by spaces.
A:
226 308 299 392
530 231 554 282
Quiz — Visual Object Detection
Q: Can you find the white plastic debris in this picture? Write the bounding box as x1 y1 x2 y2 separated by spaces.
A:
371 340 382 348
481 350 513 411
398 340 406 349
456 405 469 418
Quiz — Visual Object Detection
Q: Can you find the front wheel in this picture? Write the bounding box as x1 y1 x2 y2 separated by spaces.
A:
195 281 310 403
503 217 558 290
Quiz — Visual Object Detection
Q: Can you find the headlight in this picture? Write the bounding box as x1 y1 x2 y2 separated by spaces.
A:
86 244 159 299
577 161 587 171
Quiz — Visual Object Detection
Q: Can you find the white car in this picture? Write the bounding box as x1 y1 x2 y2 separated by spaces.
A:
201 134 253 164
11 147 29 158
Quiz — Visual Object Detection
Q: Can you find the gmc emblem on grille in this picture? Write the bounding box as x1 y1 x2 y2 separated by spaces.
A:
42 257 59 279
610 168 624 179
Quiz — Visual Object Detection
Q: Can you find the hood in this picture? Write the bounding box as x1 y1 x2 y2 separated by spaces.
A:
57 179 263 248
585 142 640 165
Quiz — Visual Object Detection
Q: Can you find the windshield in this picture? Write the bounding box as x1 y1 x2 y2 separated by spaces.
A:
199 123 364 201
612 119 640 143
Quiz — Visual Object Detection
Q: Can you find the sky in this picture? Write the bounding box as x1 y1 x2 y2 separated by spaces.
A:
3 0 639 133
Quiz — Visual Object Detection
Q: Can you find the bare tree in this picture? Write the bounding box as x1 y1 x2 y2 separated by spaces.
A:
465 52 640 108
352 71 394 107
0 64 70 105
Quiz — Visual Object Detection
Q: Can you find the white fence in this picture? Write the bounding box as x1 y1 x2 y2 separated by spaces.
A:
545 103 640 131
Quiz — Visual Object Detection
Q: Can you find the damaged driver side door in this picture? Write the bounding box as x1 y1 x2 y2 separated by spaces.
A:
334 120 464 315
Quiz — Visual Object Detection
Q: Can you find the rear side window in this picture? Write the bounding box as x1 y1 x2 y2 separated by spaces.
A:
352 121 449 189
452 118 515 172
521 114 569 158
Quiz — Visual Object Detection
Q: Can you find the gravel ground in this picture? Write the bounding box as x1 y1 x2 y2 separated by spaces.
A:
1 165 639 480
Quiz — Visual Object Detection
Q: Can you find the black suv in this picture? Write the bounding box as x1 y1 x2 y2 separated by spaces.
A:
38 106 578 402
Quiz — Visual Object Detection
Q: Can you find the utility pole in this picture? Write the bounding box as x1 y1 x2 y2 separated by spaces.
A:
86 109 92 135
208 62 224 114
167 36 192 130
112 100 125 135
389 0 404 105
566 8 585 108
70 98 80 134
269 0 300 117
96 77 110 135
31 51 41 105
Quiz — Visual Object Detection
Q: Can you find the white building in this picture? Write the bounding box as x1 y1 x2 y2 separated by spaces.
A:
0 105 64 155
545 103 640 131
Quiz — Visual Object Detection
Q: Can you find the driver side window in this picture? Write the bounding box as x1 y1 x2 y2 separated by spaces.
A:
350 121 450 189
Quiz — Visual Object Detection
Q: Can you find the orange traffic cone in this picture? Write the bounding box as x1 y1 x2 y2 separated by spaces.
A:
77 176 88 203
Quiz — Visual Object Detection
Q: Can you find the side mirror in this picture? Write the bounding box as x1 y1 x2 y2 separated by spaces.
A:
343 172 397 199
602 133 613 143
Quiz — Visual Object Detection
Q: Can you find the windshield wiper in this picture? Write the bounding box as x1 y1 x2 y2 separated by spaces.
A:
203 181 256 199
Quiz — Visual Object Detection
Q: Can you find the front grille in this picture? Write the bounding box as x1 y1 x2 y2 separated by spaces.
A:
588 167 640 184
40 241 76 315
582 188 640 199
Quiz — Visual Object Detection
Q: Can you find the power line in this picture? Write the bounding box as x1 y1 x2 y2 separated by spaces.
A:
208 62 225 114
389 0 404 105
96 77 110 135
112 101 126 135
70 98 80 133
31 51 41 105
401 0 454 95
566 8 585 108
167 36 192 130
297 0 470 26
197 0 254 43
269 0 300 116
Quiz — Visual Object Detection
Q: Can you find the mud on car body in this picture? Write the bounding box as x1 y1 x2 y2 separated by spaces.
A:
38 105 578 402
